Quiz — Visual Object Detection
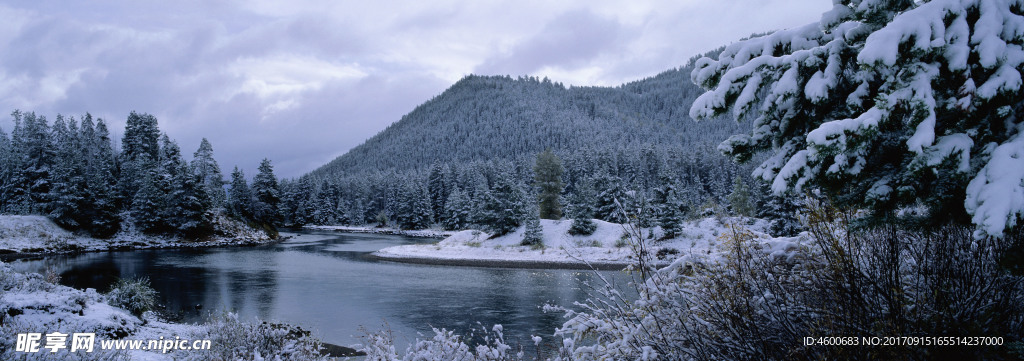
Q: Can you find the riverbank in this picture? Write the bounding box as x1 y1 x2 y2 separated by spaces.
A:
0 215 278 261
303 224 456 238
372 217 773 269
0 261 353 360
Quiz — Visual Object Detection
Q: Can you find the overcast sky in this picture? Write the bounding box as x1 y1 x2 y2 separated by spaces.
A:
0 0 831 178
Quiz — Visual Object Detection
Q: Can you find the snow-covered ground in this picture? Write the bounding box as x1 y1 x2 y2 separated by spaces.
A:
0 215 274 256
303 224 456 238
373 217 774 268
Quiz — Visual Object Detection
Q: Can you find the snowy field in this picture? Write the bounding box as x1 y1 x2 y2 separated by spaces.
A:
373 217 778 268
0 215 274 256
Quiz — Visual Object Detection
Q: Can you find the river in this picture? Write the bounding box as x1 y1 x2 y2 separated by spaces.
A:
7 229 633 354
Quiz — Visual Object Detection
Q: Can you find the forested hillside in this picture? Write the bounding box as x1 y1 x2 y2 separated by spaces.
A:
282 58 798 235
311 64 739 176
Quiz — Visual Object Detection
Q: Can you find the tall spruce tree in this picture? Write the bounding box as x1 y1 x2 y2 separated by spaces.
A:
568 176 597 236
653 175 685 238
48 115 87 229
191 138 227 209
82 117 120 237
228 166 253 220
428 162 447 221
479 171 524 236
11 111 54 214
119 111 161 207
252 158 281 227
534 149 564 220
442 188 472 230
0 126 11 213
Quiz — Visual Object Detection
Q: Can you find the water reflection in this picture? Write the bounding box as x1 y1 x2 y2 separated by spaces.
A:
9 230 631 352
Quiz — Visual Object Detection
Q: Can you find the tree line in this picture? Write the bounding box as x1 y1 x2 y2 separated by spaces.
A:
0 110 280 239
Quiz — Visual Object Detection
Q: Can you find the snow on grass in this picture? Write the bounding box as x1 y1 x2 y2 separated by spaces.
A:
0 214 274 255
373 217 774 267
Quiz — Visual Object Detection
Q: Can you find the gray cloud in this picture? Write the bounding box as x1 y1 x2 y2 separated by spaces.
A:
0 0 830 178
475 10 628 77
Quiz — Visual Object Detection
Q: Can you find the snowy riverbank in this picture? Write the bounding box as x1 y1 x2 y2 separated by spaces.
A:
372 217 775 269
303 224 456 238
0 215 276 258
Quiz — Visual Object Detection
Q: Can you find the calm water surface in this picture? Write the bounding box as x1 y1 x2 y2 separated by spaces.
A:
9 229 631 352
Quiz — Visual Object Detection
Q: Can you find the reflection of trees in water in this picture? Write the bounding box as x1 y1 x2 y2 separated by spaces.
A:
19 248 280 325
202 250 278 323
382 267 627 354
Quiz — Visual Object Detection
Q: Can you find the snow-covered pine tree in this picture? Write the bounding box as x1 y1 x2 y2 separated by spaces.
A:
727 175 755 217
428 162 447 222
534 149 565 220
48 115 87 230
81 116 120 238
191 138 227 209
119 112 161 204
442 188 472 230
157 136 213 237
251 158 282 227
521 201 543 247
593 173 626 223
568 176 597 236
10 111 54 214
132 159 165 235
346 198 366 226
396 178 432 230
479 171 525 237
758 181 805 237
690 0 1024 236
228 166 253 221
653 175 685 238
0 126 11 213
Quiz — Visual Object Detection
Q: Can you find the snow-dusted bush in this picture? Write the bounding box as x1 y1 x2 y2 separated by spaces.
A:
361 323 534 361
106 277 157 318
176 312 328 361
567 218 596 236
691 0 1024 237
550 200 1024 360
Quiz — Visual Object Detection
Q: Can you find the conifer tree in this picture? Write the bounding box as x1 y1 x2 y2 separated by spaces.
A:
11 111 54 214
252 158 281 227
568 177 597 236
690 0 1024 236
442 188 472 230
80 116 120 237
653 176 685 238
521 202 543 247
228 166 253 221
0 126 12 213
727 175 754 217
479 171 524 236
191 138 227 208
593 174 626 223
534 149 564 220
132 159 164 234
428 162 447 221
48 115 87 229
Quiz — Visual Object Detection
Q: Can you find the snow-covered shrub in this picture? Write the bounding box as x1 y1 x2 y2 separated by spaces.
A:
177 312 327 361
567 218 596 236
106 277 157 318
550 200 1024 360
361 323 531 361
